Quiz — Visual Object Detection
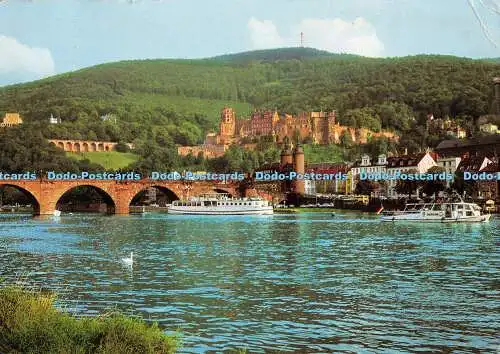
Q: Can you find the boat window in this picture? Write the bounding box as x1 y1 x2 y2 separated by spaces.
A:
457 205 463 210
464 204 472 211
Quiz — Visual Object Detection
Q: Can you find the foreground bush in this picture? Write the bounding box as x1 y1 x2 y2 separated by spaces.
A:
0 286 178 353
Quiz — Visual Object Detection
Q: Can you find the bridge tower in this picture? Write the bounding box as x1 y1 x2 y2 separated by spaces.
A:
292 143 305 195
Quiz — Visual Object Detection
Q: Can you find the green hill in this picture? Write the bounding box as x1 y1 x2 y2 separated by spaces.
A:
208 47 357 63
0 48 498 150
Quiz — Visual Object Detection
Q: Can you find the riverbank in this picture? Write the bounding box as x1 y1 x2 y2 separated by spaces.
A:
274 207 343 213
0 285 178 353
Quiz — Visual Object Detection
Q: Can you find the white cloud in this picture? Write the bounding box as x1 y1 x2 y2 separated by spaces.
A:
0 35 55 78
247 16 385 57
248 17 285 49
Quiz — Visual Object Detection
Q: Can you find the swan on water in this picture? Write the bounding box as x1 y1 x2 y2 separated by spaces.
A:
122 252 134 266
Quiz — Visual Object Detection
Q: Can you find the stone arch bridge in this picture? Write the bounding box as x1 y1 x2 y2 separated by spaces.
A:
48 139 134 153
0 179 241 215
0 179 284 215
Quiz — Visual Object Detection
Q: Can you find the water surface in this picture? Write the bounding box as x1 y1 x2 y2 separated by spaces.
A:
0 212 498 353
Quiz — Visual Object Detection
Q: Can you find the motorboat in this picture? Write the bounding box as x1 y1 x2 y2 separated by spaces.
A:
381 195 491 223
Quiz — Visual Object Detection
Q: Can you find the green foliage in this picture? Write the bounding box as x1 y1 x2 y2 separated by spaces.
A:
340 131 353 148
451 171 479 197
67 151 139 170
115 142 131 153
0 285 178 354
302 144 343 163
340 107 381 131
1 50 497 136
354 180 377 195
420 166 447 198
395 169 421 198
208 47 355 63
0 125 101 173
0 49 498 169
363 137 398 161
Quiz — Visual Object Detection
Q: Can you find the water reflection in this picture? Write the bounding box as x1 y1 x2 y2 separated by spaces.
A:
0 212 498 352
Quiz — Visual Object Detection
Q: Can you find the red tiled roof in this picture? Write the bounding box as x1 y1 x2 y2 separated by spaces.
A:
482 162 499 172
457 156 491 172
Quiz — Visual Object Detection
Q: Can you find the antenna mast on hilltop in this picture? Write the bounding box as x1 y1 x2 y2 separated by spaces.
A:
300 32 304 47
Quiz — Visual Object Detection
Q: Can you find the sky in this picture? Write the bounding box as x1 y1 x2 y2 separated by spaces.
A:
0 0 499 86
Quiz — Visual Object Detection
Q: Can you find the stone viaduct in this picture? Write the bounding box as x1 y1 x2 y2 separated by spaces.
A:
0 179 243 215
48 139 134 153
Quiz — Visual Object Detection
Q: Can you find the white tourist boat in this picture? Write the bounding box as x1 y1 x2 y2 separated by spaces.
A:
381 196 491 223
168 193 273 215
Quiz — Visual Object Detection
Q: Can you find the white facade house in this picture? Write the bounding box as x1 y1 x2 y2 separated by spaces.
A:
350 154 388 196
437 156 461 188
386 153 437 199
101 114 117 123
49 114 61 124
304 179 316 196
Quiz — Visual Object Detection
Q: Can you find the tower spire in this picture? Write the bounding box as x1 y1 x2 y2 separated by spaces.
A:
300 32 304 47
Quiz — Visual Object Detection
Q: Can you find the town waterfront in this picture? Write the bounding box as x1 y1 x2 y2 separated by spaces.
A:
0 212 498 353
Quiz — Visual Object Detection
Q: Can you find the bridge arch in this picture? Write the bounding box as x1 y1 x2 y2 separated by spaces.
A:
0 183 40 214
55 185 116 214
82 142 89 152
57 142 64 149
74 142 81 152
129 185 180 207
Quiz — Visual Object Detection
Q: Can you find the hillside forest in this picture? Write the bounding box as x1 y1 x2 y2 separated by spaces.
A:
0 48 499 174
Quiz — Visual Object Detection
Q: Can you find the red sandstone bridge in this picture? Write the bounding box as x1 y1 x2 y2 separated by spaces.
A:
0 179 283 215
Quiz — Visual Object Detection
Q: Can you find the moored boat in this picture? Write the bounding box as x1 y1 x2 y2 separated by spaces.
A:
168 193 273 215
381 196 491 223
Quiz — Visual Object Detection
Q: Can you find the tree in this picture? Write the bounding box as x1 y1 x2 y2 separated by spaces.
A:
115 142 130 153
340 131 353 148
421 166 447 198
395 169 421 199
451 171 479 199
355 179 376 195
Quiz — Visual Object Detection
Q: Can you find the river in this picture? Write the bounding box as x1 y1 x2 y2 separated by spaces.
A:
0 212 498 353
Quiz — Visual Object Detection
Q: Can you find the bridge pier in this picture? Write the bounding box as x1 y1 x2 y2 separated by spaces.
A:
38 192 57 216
115 199 130 215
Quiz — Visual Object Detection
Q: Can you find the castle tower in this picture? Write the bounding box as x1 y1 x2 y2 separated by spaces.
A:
494 77 500 115
219 107 236 142
292 143 305 195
